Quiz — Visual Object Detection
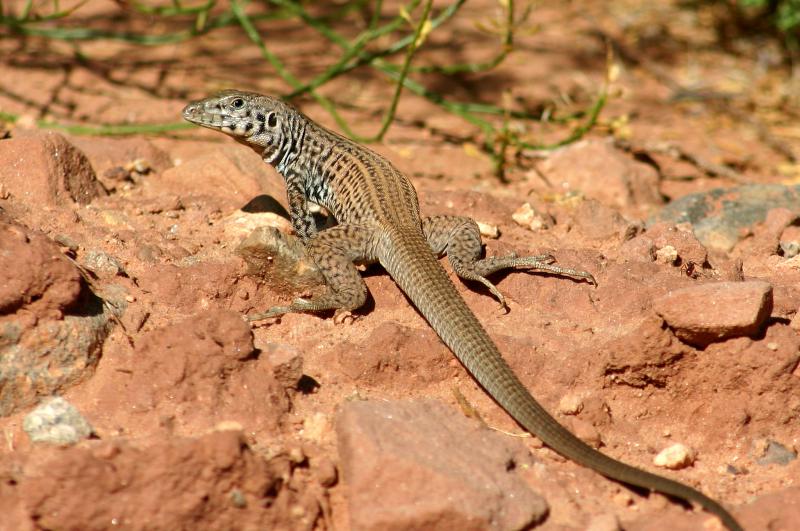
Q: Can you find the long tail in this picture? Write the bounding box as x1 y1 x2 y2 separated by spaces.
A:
379 228 742 531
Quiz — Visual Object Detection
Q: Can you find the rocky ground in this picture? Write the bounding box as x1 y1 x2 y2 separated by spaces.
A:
1 1 800 530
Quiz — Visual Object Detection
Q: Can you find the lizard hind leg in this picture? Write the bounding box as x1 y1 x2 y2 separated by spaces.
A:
422 215 595 311
248 224 374 322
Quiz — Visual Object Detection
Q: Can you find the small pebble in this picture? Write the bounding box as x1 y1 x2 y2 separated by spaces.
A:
511 203 552 231
82 250 124 276
229 489 247 508
476 221 499 239
586 513 621 531
780 240 800 258
558 394 584 415
23 397 93 445
654 245 678 265
653 443 695 469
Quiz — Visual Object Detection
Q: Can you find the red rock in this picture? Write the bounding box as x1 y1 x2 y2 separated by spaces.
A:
127 310 289 431
652 281 773 347
263 342 304 390
0 213 81 316
0 214 119 417
619 235 656 262
333 321 455 389
646 223 709 270
715 486 800 531
0 130 105 207
539 139 663 209
2 430 314 530
336 399 547 531
158 147 287 209
600 314 688 387
68 135 173 177
571 199 633 241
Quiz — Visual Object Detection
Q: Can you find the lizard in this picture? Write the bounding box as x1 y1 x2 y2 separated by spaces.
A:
183 90 743 531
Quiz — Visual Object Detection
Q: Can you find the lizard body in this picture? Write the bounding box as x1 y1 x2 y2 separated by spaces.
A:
183 90 742 531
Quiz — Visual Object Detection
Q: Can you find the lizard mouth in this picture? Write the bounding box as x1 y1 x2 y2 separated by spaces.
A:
182 102 226 129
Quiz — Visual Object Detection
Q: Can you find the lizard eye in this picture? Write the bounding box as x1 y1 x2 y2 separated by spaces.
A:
267 113 278 127
231 98 245 109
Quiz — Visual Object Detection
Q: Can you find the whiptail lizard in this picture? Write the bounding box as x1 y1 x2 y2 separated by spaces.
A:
183 90 742 531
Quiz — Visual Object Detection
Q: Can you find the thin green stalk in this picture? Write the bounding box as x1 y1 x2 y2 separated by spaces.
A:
231 0 364 138
373 0 433 141
131 0 216 17
411 0 519 75
518 89 607 151
1 5 285 45
281 0 419 99
0 110 191 135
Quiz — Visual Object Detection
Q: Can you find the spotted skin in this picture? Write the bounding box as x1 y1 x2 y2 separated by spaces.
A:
183 90 742 531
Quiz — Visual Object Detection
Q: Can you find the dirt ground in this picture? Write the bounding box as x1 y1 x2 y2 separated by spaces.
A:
1 1 800 530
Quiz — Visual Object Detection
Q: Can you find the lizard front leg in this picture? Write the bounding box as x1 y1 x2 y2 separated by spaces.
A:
422 215 595 310
285 178 317 242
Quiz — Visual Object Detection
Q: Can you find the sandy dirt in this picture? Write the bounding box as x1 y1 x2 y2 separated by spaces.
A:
1 1 799 530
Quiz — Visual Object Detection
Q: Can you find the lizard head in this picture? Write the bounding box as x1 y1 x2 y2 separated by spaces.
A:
182 90 292 154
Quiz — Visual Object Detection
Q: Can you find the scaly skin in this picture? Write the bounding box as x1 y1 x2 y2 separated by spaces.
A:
183 90 742 531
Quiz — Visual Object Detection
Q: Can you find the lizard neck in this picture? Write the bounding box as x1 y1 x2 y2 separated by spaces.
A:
261 110 309 177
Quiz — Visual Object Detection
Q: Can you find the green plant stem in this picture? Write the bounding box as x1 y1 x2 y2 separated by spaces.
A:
0 110 191 135
373 0 433 141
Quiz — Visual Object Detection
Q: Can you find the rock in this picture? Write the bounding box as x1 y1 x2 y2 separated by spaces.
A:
570 417 602 449
511 203 552 231
791 311 800 332
646 222 709 270
734 486 800 531
23 397 93 445
476 220 499 239
311 456 338 488
3 430 311 530
301 412 330 444
0 215 126 416
127 310 289 431
333 322 454 388
0 285 126 417
336 398 547 531
653 443 695 469
755 440 797 466
600 314 688 388
263 343 304 390
0 130 105 207
619 235 656 262
68 135 173 178
760 208 798 246
539 139 663 209
0 213 82 316
654 245 678 265
781 240 800 258
558 394 584 415
650 184 800 252
158 147 287 209
652 281 773 347
585 513 622 531
222 210 293 244
81 250 125 277
235 226 324 294
571 199 635 241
